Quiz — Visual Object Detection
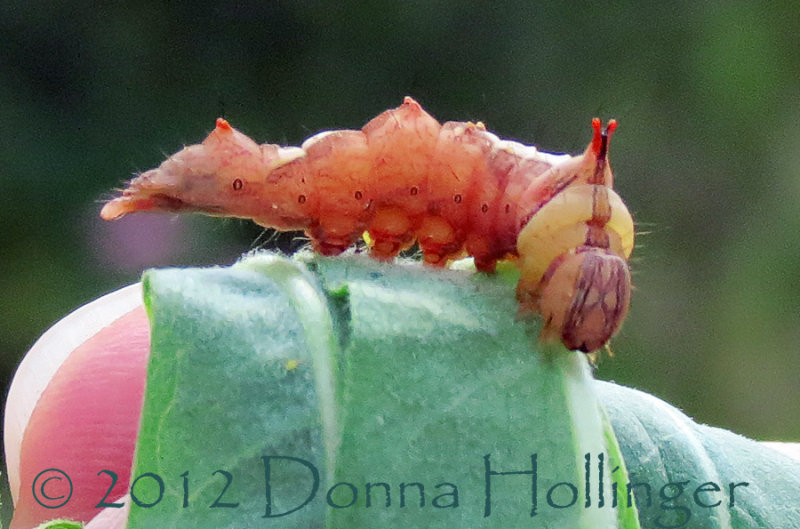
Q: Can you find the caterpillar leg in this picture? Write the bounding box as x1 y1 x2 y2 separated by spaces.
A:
308 216 364 256
472 257 498 273
416 216 462 266
309 236 355 256
367 207 415 259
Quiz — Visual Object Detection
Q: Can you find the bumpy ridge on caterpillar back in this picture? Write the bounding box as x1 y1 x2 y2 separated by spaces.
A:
101 97 634 353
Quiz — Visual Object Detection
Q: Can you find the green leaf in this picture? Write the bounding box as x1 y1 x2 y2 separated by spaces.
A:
127 254 627 528
122 253 800 528
596 382 800 528
32 521 83 529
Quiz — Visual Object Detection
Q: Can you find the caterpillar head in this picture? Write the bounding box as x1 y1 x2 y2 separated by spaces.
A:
101 119 304 221
515 120 634 353
516 187 634 352
532 247 631 353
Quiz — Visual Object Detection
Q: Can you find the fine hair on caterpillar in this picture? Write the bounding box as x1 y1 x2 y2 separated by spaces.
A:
101 97 634 354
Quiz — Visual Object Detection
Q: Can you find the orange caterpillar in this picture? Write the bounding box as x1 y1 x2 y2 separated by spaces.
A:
102 97 634 353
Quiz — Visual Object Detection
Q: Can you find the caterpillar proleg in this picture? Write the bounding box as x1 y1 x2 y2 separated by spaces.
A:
102 97 634 353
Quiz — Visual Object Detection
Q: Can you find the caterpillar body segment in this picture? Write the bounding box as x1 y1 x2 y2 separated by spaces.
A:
101 97 635 353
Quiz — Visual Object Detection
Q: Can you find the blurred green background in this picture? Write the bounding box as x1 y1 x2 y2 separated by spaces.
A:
1 1 799 523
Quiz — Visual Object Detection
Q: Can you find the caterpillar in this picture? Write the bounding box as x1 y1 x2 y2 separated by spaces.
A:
101 97 634 353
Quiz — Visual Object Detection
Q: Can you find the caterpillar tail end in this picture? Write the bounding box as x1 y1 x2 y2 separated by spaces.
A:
100 198 137 220
100 172 166 220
